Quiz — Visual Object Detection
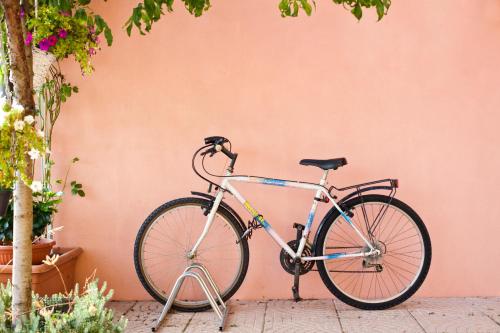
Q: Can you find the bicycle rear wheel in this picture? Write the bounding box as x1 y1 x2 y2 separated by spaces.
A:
315 194 431 310
134 197 249 311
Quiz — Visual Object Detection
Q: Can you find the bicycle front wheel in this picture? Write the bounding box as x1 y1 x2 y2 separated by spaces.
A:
315 194 431 310
134 197 249 311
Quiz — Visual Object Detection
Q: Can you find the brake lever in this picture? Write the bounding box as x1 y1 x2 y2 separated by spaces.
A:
200 147 217 157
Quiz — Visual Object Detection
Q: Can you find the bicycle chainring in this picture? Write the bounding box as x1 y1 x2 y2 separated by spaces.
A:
279 240 315 275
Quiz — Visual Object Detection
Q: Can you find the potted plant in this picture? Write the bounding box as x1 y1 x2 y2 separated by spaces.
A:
0 189 59 265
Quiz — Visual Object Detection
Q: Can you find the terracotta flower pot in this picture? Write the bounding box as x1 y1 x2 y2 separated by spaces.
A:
0 247 82 296
0 238 56 265
0 190 11 217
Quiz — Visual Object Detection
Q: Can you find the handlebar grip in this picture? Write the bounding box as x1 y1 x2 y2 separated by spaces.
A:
204 136 229 145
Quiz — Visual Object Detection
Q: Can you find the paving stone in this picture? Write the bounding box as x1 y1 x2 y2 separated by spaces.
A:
263 299 342 333
124 301 194 333
338 309 425 333
474 298 500 326
406 298 500 333
107 301 136 317
185 300 266 333
107 301 136 325
404 298 480 311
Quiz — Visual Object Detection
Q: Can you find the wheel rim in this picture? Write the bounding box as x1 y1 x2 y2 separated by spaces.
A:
323 201 425 304
138 203 245 307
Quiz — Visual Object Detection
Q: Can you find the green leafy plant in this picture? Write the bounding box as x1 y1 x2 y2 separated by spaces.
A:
26 4 113 74
0 99 46 189
0 279 127 332
0 190 59 245
125 0 391 35
0 157 85 245
279 0 390 19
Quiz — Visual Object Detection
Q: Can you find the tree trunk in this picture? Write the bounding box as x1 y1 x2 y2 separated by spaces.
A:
0 0 35 323
12 177 32 321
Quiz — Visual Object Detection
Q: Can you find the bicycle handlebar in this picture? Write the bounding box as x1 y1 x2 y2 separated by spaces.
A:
202 136 238 170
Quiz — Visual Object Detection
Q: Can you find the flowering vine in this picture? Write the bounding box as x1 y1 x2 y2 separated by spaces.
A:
0 98 46 189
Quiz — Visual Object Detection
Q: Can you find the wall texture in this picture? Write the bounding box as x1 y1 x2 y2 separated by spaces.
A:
53 0 500 300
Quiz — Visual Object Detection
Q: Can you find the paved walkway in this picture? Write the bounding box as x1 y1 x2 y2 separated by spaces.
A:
109 298 500 333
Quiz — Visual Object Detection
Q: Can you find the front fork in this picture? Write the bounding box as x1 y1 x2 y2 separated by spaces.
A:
188 188 224 259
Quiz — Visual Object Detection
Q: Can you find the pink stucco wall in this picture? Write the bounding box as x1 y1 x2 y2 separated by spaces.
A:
52 0 500 300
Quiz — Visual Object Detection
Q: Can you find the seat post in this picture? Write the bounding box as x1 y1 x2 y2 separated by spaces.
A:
320 170 329 186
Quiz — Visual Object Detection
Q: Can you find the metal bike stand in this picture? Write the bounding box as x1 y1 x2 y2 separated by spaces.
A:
152 263 229 332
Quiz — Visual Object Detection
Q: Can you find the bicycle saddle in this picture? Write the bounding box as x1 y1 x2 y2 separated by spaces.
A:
299 158 347 170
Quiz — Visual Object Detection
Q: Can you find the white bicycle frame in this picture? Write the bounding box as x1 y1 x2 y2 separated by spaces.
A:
189 168 380 261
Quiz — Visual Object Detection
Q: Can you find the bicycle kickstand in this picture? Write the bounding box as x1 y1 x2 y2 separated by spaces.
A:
292 223 304 302
292 259 302 302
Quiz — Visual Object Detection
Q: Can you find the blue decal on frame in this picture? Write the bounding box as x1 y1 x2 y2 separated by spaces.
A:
261 178 286 186
326 253 346 259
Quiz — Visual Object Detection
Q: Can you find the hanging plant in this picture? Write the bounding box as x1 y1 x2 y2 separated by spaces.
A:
26 4 113 75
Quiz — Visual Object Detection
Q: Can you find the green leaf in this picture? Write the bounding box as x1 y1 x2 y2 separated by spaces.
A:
300 0 312 16
292 1 299 16
74 8 88 21
351 3 362 20
126 22 133 36
374 0 384 20
95 15 107 34
279 0 289 17
144 0 156 20
104 28 113 46
77 190 85 197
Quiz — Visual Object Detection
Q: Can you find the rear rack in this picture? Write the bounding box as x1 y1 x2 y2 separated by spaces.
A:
330 178 398 237
330 178 398 204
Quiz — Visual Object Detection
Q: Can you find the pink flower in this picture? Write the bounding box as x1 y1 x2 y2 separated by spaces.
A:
60 11 70 17
58 29 68 39
48 35 58 47
38 39 50 51
89 48 96 56
19 8 25 18
24 32 32 46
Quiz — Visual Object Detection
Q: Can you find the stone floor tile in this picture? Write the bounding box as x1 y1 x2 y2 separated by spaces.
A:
337 309 425 333
263 299 342 333
409 308 500 333
124 301 194 333
185 300 266 333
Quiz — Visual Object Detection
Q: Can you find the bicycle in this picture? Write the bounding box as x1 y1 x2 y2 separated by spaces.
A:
134 136 431 311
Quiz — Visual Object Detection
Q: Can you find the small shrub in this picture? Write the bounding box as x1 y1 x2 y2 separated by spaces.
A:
0 280 127 332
